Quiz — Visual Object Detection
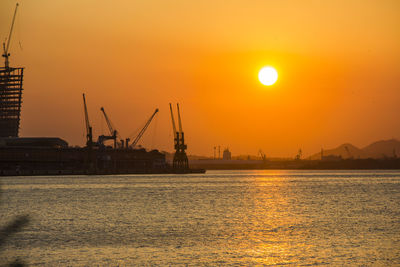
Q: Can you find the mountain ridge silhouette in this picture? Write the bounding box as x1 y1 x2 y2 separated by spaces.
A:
309 139 400 160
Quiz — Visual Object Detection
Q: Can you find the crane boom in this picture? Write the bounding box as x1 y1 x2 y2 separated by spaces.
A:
2 3 19 69
82 93 93 147
170 103 188 170
169 103 177 135
176 103 183 133
100 107 117 137
131 109 159 147
83 94 90 135
99 107 119 148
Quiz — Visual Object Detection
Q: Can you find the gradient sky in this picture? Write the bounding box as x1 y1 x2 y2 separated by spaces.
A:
1 0 399 157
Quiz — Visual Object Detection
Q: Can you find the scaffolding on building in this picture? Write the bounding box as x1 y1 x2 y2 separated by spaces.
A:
0 67 24 137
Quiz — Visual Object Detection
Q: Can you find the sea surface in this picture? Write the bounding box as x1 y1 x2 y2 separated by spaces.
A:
1 170 400 266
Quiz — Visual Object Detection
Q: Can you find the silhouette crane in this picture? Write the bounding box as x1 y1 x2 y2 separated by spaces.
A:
169 103 188 170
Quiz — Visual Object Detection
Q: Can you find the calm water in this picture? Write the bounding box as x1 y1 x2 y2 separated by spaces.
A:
1 170 400 266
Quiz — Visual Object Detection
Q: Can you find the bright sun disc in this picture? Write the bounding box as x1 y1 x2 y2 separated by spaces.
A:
258 67 278 86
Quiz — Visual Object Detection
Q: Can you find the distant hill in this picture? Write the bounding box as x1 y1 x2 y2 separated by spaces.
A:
362 139 400 159
309 139 400 160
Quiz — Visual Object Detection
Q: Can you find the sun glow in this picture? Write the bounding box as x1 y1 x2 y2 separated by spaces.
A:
258 67 278 86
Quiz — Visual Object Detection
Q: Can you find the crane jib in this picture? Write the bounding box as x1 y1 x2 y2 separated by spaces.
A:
3 3 19 69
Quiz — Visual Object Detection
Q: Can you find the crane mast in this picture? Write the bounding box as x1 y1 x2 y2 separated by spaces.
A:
2 3 19 69
169 103 188 171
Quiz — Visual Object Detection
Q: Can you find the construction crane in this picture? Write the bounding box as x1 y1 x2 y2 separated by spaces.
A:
82 93 93 148
169 103 188 170
99 107 118 148
2 3 19 69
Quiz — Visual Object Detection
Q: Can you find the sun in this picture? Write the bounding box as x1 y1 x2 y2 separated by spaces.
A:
258 66 278 86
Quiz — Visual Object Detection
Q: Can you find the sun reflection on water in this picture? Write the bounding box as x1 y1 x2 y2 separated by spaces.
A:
1 171 399 265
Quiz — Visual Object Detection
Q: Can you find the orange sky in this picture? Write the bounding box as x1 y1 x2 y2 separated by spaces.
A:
1 0 399 157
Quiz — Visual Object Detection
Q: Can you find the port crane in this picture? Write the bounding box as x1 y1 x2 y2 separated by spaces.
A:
2 3 19 69
99 107 119 148
81 92 159 150
169 103 188 170
82 93 94 148
82 93 96 171
127 108 159 148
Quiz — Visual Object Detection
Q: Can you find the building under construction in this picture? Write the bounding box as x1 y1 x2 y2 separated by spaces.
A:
1 3 24 138
0 67 23 137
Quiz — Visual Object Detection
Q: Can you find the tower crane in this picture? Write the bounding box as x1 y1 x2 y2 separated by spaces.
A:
128 108 159 148
99 107 118 148
2 3 19 69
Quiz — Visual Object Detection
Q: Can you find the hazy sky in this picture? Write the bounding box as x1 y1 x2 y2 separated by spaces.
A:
1 0 399 157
